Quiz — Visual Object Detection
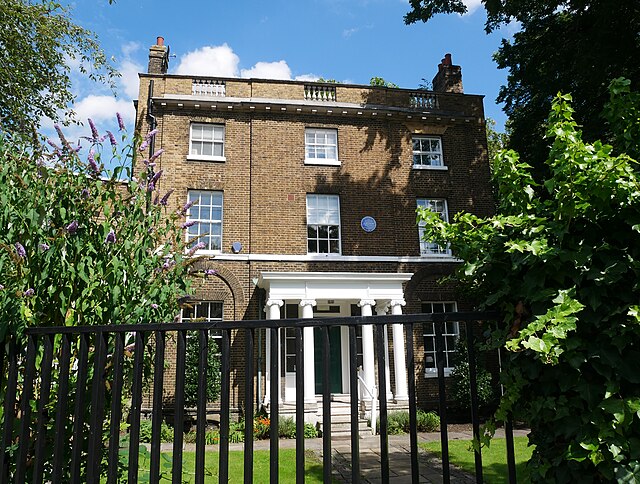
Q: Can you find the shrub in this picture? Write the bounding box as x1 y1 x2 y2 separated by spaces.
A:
138 420 153 443
304 423 319 439
183 332 222 407
377 410 440 434
416 410 440 432
278 416 296 439
449 340 496 412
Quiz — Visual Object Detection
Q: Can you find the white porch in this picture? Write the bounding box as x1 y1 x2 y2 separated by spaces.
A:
257 271 413 417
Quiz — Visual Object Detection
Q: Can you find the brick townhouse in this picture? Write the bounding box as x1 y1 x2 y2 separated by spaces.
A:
136 37 493 420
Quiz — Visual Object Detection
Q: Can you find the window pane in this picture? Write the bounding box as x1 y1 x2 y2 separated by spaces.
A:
318 240 328 253
308 239 317 253
201 126 213 141
318 225 328 238
308 225 317 238
329 240 339 253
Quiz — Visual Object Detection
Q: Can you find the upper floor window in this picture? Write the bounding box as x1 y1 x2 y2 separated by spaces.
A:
413 136 444 169
422 301 458 376
417 198 451 256
305 128 339 165
186 190 223 252
306 194 341 254
189 123 225 162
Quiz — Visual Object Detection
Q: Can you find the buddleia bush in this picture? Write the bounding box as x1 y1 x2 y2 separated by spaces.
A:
0 118 200 481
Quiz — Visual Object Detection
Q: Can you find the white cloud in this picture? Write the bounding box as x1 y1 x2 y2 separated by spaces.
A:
118 59 143 99
174 44 240 77
295 74 320 82
343 27 359 38
73 95 135 124
241 61 292 80
121 41 141 58
462 0 482 15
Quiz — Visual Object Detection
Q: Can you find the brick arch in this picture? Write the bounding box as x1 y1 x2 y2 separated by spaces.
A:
404 265 457 312
191 260 246 320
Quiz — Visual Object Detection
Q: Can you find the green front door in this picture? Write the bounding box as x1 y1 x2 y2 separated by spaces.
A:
314 326 342 394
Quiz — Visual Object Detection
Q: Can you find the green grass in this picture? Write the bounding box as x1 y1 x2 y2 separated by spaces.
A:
114 447 326 483
421 437 534 484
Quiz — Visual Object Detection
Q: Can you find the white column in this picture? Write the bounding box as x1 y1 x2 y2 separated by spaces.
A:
359 299 376 401
300 299 317 405
376 304 393 401
391 299 409 401
265 299 283 405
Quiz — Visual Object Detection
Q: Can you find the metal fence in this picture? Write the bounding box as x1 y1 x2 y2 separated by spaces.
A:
0 312 516 483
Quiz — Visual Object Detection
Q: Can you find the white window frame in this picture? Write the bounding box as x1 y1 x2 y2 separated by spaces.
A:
417 198 451 256
422 301 459 377
306 194 341 254
412 136 446 170
187 123 226 162
304 128 340 166
186 190 223 253
181 301 223 354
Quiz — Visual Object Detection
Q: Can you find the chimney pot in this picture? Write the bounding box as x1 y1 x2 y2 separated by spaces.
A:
156 36 164 46
444 53 452 66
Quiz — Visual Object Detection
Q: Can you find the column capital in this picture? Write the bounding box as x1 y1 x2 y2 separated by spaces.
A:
358 299 376 308
265 299 284 308
299 299 317 308
375 303 389 316
390 299 406 308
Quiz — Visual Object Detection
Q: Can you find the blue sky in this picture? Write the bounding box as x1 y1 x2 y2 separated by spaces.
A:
56 0 516 141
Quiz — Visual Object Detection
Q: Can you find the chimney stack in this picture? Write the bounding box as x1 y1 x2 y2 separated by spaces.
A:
432 53 463 94
148 36 168 74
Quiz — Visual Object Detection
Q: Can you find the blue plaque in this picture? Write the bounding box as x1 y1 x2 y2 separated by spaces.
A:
361 216 377 233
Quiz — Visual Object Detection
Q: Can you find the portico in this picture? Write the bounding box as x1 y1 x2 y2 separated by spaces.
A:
258 272 413 410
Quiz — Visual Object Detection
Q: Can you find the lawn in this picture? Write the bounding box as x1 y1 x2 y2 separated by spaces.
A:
421 436 534 484
115 448 326 483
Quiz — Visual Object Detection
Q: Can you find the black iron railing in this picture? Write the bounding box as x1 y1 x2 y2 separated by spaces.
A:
0 312 517 483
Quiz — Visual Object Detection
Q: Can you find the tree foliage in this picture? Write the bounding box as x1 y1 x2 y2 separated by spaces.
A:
405 0 640 175
369 77 399 88
418 86 640 481
0 0 117 136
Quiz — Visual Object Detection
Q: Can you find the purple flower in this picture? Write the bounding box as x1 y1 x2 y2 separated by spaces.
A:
88 150 99 175
162 260 175 270
138 140 149 152
54 124 69 146
116 112 126 131
0 284 4 290
23 288 35 297
149 149 164 162
151 303 159 309
105 229 116 244
204 269 216 276
160 189 174 206
15 242 26 259
150 170 163 185
106 130 117 147
180 200 195 215
38 243 50 251
66 220 79 234
145 129 158 141
81 188 90 198
187 242 206 256
181 220 197 229
147 182 155 192
47 139 61 151
88 118 99 140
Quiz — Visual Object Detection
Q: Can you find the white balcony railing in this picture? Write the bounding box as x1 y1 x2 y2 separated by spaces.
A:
304 84 336 102
192 79 226 97
409 92 439 110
